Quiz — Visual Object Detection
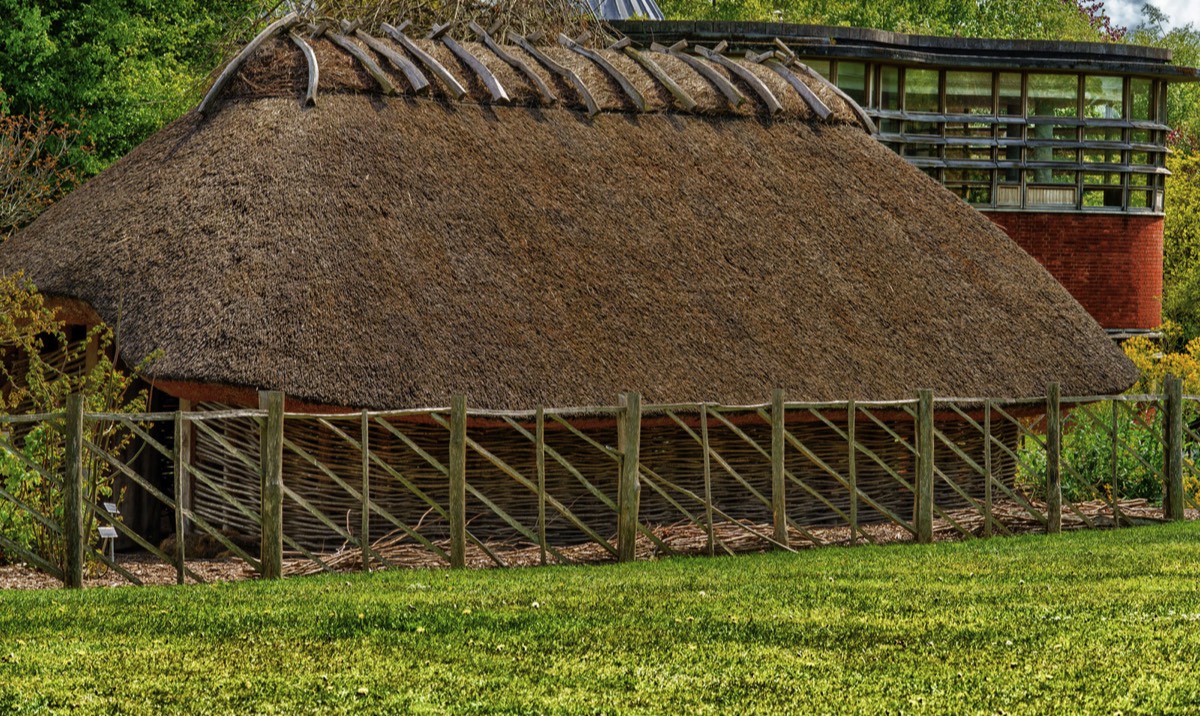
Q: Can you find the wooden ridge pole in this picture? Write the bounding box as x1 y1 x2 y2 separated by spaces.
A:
617 393 642 563
1045 382 1062 535
770 389 789 548
1164 374 1185 521
916 389 934 544
449 395 468 569
259 391 285 579
63 394 85 589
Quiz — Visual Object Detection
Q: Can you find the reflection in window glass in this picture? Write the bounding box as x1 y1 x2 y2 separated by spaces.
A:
1130 78 1153 120
1026 169 1077 185
1085 126 1123 142
945 71 992 115
905 68 940 113
1085 76 1124 119
806 59 831 79
998 73 1022 116
837 62 868 105
1027 74 1078 117
880 66 900 110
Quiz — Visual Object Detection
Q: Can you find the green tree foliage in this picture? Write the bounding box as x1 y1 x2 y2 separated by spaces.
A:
1129 4 1200 152
658 0 1104 40
0 0 261 172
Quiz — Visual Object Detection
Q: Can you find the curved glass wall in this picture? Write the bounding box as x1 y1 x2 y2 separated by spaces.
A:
808 60 1170 213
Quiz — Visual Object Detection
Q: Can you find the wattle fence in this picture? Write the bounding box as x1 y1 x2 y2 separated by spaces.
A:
0 378 1196 588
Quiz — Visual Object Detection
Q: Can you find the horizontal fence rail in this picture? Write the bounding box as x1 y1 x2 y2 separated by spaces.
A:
0 379 1195 588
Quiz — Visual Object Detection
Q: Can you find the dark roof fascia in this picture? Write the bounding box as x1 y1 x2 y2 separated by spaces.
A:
612 20 1200 82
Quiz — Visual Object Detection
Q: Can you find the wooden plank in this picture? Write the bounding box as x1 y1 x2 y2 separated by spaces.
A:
848 400 858 546
617 392 642 562
290 32 319 106
791 58 878 133
63 394 84 588
558 34 646 112
621 44 696 111
509 32 599 117
916 390 934 544
199 13 298 115
448 395 467 569
469 22 556 104
354 29 430 93
1164 374 1185 520
440 34 509 102
770 389 788 547
651 42 745 108
984 401 993 538
701 404 714 557
259 391 285 580
760 56 832 119
693 44 782 114
381 23 466 100
174 411 187 585
1045 383 1062 535
361 410 371 570
536 407 547 566
327 32 398 95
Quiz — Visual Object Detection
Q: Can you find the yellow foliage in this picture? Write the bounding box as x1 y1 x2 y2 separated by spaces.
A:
1122 323 1200 394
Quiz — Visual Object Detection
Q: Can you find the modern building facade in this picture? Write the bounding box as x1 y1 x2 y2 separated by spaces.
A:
616 21 1200 335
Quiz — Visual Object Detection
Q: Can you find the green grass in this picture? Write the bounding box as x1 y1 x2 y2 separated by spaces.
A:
2 525 1200 715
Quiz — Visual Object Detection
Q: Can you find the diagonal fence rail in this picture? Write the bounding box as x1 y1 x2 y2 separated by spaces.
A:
0 380 1196 588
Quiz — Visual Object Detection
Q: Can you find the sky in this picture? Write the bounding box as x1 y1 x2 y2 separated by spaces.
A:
1104 0 1200 30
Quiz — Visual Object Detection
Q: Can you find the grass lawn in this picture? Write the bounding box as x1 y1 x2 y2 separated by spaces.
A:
2 524 1199 714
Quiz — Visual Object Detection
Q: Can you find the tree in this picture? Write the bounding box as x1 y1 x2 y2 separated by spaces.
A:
0 0 262 172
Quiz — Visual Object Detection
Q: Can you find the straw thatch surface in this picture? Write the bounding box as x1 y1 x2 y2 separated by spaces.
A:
0 32 1136 409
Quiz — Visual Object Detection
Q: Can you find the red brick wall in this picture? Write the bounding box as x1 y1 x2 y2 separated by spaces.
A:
982 212 1163 331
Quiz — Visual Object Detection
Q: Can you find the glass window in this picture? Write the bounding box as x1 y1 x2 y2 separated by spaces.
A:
1130 190 1152 208
945 146 993 161
1027 74 1078 117
905 68 940 113
880 66 901 110
879 119 902 134
1130 173 1151 187
904 120 941 135
1131 129 1152 145
806 59 831 79
945 71 993 115
998 73 1022 116
1028 122 1077 142
1085 75 1124 119
1026 169 1077 185
836 62 868 106
1085 126 1123 142
1084 147 1122 165
1130 78 1153 121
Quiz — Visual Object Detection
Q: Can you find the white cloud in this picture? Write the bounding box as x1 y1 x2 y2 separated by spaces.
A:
1105 0 1200 30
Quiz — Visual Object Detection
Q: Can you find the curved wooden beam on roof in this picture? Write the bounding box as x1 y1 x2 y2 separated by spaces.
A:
382 22 467 100
509 32 600 117
289 32 320 107
199 12 298 116
327 32 398 95
558 34 646 113
469 22 557 105
776 39 876 134
354 29 430 94
750 51 831 121
652 41 745 109
694 42 782 115
613 38 697 112
431 25 510 104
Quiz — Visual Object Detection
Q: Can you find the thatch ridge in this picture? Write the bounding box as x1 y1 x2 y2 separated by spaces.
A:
1 82 1137 409
218 32 859 122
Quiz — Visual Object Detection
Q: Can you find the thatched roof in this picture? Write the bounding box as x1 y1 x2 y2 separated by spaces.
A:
0 29 1137 409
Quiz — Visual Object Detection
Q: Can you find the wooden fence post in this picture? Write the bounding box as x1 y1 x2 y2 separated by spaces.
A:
449 395 467 569
916 389 934 544
259 390 285 579
63 393 85 589
1045 383 1062 534
1164 374 1185 521
173 410 189 585
617 392 642 562
770 389 789 548
701 404 714 558
536 407 547 566
361 409 371 571
983 400 993 538
848 399 858 547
